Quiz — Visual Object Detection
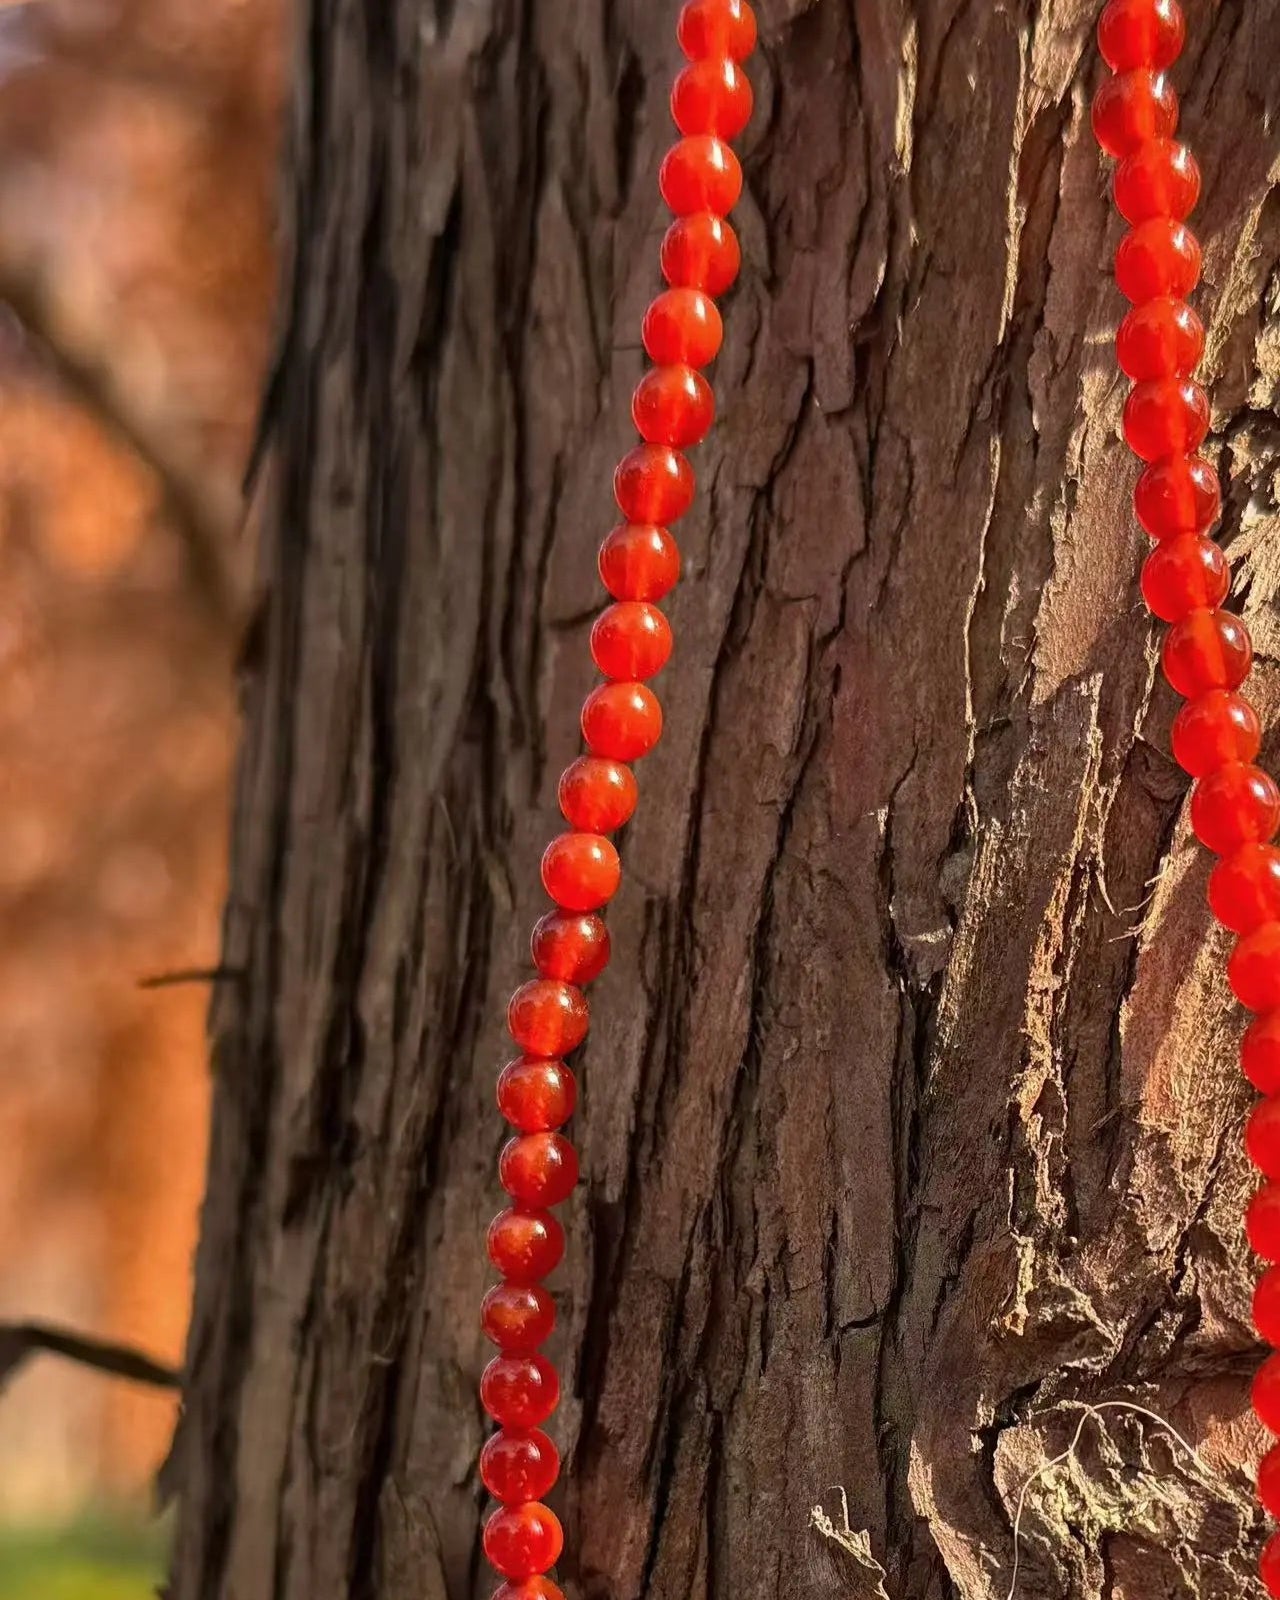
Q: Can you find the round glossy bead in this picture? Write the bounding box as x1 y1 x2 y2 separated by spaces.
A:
1257 1352 1280 1433
1209 847 1280 936
1263 1532 1280 1600
1123 378 1209 462
591 602 673 681
507 979 589 1056
598 524 680 602
1098 0 1185 69
671 57 754 138
480 1353 561 1428
1115 219 1201 303
660 135 743 216
480 1428 561 1504
1171 691 1261 777
1114 139 1200 224
581 682 663 761
483 1502 564 1579
487 1208 565 1282
558 755 639 832
531 909 612 985
1139 534 1226 622
1091 69 1178 158
1257 1264 1280 1339
661 212 741 295
1161 608 1252 697
1263 1444 1280 1517
632 365 715 447
541 832 621 912
481 1282 556 1352
1250 1185 1280 1260
498 1057 578 1131
677 0 757 62
1230 923 1280 1014
643 289 724 368
1245 1016 1280 1097
493 1582 566 1600
500 1132 580 1208
1116 298 1203 381
1134 455 1221 538
1190 764 1280 856
614 444 695 524
1248 1099 1280 1181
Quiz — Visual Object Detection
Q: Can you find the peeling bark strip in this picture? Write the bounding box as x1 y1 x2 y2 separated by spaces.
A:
169 1 1280 1597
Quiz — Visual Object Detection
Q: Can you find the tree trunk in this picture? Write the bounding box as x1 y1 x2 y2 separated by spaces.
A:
168 1 1280 1596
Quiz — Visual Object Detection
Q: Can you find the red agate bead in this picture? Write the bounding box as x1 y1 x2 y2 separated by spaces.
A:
661 212 741 295
1209 847 1280 935
671 57 754 138
614 444 695 523
1116 298 1203 381
678 0 757 63
481 1429 561 1504
500 1133 579 1207
643 289 724 367
558 755 638 832
1189 764 1280 855
1258 1353 1280 1433
1161 608 1252 697
1245 1017 1280 1097
493 1582 566 1600
481 1282 556 1352
632 365 715 447
487 1208 565 1282
480 1353 561 1427
531 910 611 985
1264 1532 1280 1599
1097 0 1185 70
1114 139 1200 224
1263 1445 1280 1517
1115 219 1201 303
1091 69 1178 158
1170 691 1260 775
541 833 620 912
1134 454 1221 538
1251 1185 1280 1260
591 602 673 681
507 979 589 1055
1123 378 1209 461
483 1502 564 1578
1230 923 1280 1014
581 682 663 761
498 1057 578 1131
660 135 743 215
1258 1265 1280 1339
1139 535 1226 621
1249 1099 1280 1180
598 524 680 602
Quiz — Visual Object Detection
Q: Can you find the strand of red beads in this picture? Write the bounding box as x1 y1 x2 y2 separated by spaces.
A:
476 5 757 1595
1092 2 1280 1588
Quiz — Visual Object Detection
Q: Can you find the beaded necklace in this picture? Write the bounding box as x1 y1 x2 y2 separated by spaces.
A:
474 4 757 1594
472 1 1276 1593
1092 1 1280 1590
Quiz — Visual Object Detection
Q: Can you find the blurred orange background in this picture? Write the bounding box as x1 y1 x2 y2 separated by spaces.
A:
0 0 284 1525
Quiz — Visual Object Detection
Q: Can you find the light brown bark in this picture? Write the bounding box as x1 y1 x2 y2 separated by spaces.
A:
169 1 1280 1596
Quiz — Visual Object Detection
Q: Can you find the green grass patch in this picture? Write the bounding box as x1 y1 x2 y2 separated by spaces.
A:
0 1514 166 1600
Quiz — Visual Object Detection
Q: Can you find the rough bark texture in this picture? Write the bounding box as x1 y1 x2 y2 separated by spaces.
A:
169 1 1280 1597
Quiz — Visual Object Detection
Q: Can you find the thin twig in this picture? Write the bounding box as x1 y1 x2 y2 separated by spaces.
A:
137 965 244 991
0 1320 179 1392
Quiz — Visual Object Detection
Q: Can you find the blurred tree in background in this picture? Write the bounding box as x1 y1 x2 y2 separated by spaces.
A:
0 0 283 1542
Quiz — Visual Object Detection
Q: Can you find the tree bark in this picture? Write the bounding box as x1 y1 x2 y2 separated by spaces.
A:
169 1 1280 1597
